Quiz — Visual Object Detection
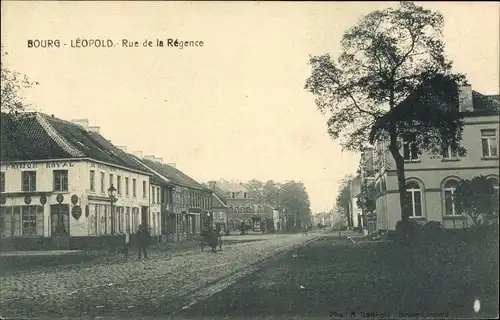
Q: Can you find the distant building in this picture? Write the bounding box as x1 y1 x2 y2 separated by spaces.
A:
206 180 270 233
359 147 377 233
370 86 499 233
210 187 228 234
348 176 362 230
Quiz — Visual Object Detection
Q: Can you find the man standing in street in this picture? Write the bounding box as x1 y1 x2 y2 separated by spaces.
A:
137 224 151 260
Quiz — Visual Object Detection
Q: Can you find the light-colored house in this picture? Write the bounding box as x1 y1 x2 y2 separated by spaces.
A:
348 177 362 229
0 113 154 250
371 86 499 232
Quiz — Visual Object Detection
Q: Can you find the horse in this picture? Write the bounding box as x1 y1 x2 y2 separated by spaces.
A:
199 229 220 253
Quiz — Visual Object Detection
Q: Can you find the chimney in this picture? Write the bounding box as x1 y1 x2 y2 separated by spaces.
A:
116 145 128 153
154 157 163 163
132 150 143 158
88 126 100 134
167 163 176 168
208 181 216 190
459 85 474 112
144 155 156 161
71 119 89 130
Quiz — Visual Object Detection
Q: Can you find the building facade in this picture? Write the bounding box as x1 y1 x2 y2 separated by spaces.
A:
371 86 499 232
211 191 228 234
207 180 267 233
133 157 213 242
348 176 362 230
0 113 155 250
358 147 377 233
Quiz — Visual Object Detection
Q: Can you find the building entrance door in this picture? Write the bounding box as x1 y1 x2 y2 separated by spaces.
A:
50 204 70 249
141 206 148 227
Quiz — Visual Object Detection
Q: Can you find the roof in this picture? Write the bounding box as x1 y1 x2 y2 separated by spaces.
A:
1 112 149 175
470 92 500 113
212 180 249 193
1 112 73 161
369 85 500 144
204 183 228 205
212 193 227 208
125 155 172 186
138 157 209 191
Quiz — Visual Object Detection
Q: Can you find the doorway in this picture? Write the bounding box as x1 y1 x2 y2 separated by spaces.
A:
141 206 148 227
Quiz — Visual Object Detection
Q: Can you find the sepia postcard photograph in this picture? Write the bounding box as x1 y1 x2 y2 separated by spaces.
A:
0 1 499 319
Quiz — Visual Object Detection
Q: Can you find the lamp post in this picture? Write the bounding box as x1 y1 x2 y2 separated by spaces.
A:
108 184 117 235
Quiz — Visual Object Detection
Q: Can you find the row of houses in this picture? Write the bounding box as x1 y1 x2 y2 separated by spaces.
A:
0 112 279 251
350 85 499 234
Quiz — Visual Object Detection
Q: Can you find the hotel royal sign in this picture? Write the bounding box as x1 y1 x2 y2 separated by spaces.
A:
4 161 117 172
4 161 76 170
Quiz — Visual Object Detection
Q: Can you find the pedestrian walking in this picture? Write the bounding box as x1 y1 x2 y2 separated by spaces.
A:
137 224 151 260
218 227 224 251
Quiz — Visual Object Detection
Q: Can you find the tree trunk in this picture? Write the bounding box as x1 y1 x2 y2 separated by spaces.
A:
389 89 410 236
389 125 410 242
393 152 410 228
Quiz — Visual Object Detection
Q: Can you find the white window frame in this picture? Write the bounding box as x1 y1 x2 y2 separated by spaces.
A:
481 129 498 157
53 170 68 192
117 176 122 195
442 145 459 160
100 172 105 194
443 180 460 216
125 177 129 197
90 170 95 192
22 171 37 192
403 140 420 162
406 182 423 217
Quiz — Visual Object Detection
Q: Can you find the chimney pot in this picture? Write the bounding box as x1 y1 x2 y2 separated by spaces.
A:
154 157 163 163
116 145 128 153
88 126 101 134
132 150 144 158
145 155 156 161
71 119 89 130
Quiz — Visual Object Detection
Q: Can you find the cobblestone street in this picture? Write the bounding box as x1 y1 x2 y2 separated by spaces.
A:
0 233 319 319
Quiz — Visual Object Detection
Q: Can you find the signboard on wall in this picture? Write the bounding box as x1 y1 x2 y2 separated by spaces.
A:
4 161 75 170
89 162 116 172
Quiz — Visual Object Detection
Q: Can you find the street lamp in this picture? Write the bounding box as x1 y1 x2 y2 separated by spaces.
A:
108 184 117 235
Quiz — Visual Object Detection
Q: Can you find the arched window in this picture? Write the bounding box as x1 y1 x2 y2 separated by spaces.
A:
488 177 499 215
240 206 245 213
235 207 239 213
229 206 233 213
443 180 459 216
405 181 423 217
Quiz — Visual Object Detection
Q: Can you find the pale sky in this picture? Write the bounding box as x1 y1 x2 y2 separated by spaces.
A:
1 1 499 213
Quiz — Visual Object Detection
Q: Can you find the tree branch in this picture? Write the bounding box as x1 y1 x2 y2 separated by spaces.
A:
324 72 381 119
